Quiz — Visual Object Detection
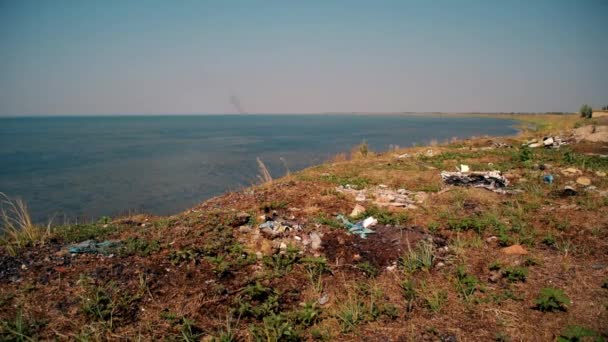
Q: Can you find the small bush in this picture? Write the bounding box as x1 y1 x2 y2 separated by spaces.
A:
579 104 592 119
455 266 480 299
535 287 570 312
120 237 160 257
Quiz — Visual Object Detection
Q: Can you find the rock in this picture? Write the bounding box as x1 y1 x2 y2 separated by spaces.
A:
310 232 322 250
486 236 498 243
355 194 366 202
386 265 397 272
489 271 502 282
501 244 528 255
232 212 251 226
349 204 366 218
561 186 578 196
543 137 554 146
294 236 302 241
561 167 582 176
435 262 445 269
576 177 591 186
238 225 252 233
379 184 388 189
596 171 606 177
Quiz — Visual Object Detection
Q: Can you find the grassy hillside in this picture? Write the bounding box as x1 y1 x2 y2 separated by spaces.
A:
1 114 607 341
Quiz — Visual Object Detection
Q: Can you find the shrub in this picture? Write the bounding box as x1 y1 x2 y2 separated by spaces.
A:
557 325 603 342
579 104 593 119
0 193 50 256
535 287 570 312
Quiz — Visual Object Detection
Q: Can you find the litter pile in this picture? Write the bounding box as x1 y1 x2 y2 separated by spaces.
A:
68 240 120 255
441 170 509 193
525 135 570 149
336 184 427 209
336 215 376 238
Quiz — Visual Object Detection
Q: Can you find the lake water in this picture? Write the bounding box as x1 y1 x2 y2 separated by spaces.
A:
0 114 518 223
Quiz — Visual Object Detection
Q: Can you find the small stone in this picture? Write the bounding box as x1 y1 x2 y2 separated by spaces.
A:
379 184 388 189
318 294 329 305
386 265 397 272
486 236 498 243
355 194 366 202
279 242 287 250
501 244 528 255
543 137 554 146
435 262 445 269
294 236 302 241
529 143 542 148
350 204 366 218
561 167 582 176
596 171 606 177
576 177 591 186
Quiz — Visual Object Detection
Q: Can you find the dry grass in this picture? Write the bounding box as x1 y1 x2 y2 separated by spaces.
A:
256 157 273 184
0 193 51 256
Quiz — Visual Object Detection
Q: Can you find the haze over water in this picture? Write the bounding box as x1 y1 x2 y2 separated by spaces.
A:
0 114 518 222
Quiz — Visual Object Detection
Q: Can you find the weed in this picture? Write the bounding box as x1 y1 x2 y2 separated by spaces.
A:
120 237 160 257
263 246 300 275
535 287 570 312
292 302 320 327
302 257 328 293
54 223 118 244
423 288 447 313
78 276 139 327
517 146 533 163
356 261 378 277
260 201 287 212
206 255 231 277
335 297 365 333
169 249 198 265
427 222 440 233
401 280 417 311
315 213 342 229
0 309 43 341
250 313 299 342
557 325 604 342
455 266 480 300
180 317 203 342
503 266 528 283
256 157 273 184
488 261 502 271
401 239 434 273
542 233 557 248
0 193 51 256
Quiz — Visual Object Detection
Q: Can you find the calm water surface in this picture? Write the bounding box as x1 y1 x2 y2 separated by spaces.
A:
0 114 517 222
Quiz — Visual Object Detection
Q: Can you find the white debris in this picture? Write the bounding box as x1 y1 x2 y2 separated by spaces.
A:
362 217 378 228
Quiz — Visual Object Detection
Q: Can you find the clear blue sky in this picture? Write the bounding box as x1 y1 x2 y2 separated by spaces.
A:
0 0 606 115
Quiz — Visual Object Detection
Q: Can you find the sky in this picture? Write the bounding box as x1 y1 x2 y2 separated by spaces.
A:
0 0 606 115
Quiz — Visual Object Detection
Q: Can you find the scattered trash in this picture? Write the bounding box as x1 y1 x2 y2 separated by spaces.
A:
318 293 329 305
441 170 509 192
576 177 591 186
459 164 470 172
501 244 528 255
336 185 425 209
526 136 570 149
336 215 376 238
349 204 366 218
259 218 301 237
543 174 554 184
362 217 377 228
68 240 120 255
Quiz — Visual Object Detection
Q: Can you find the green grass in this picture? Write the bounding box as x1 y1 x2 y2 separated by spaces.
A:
535 288 570 312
